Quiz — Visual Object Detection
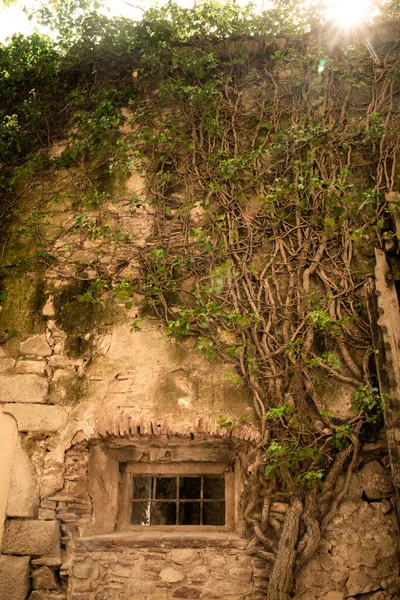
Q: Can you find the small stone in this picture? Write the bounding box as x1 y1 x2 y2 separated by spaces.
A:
347 473 363 498
346 571 380 596
2 519 60 556
31 558 62 567
52 369 73 382
360 461 393 500
47 356 72 369
40 500 57 510
270 502 289 514
325 593 345 600
338 500 359 516
43 299 55 317
69 250 96 264
186 566 208 582
0 374 48 403
0 555 30 600
370 500 391 514
0 346 6 357
369 594 385 600
73 559 98 580
228 567 252 583
172 587 201 599
110 564 132 578
168 549 201 564
39 509 56 520
160 568 185 583
20 334 52 357
0 357 16 372
15 360 46 375
32 566 58 590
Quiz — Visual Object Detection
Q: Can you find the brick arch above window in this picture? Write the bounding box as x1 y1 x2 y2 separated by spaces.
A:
95 411 261 444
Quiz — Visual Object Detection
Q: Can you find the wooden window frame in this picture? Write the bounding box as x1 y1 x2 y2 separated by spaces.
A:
117 462 235 532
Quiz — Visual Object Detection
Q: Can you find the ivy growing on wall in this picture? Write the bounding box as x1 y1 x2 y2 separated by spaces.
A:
1 1 400 598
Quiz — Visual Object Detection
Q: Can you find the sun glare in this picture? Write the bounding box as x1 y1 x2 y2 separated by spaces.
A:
326 0 372 29
0 0 380 43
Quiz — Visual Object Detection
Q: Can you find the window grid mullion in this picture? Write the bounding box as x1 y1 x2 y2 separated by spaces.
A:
176 475 180 525
151 476 157 525
200 475 204 526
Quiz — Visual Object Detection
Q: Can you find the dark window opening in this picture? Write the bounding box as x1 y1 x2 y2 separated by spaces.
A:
131 475 225 526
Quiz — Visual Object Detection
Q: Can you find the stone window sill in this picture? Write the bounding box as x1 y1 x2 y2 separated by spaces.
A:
75 531 248 550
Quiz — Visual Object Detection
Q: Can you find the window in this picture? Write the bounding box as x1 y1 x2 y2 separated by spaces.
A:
117 461 234 531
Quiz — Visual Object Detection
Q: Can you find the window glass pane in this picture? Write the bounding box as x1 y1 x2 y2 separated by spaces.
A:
131 501 151 525
179 502 200 525
203 501 225 525
180 476 201 499
154 502 176 525
133 476 152 500
156 477 176 499
204 476 225 500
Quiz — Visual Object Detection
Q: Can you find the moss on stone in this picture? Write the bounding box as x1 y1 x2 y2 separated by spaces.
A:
53 280 121 359
0 270 47 350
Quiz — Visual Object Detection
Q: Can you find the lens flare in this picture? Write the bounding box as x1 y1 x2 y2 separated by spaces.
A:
326 0 372 28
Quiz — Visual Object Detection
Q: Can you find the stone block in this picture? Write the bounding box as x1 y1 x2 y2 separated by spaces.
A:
6 437 39 518
2 519 60 556
32 567 58 590
160 567 185 583
73 559 98 580
168 549 201 564
325 593 345 600
229 567 252 583
40 466 65 499
15 361 47 375
20 335 52 357
0 358 16 372
0 375 48 403
47 356 72 369
172 587 201 599
4 404 67 432
359 461 393 500
31 558 62 568
110 564 132 578
38 509 56 520
0 555 30 600
42 299 55 317
346 571 380 596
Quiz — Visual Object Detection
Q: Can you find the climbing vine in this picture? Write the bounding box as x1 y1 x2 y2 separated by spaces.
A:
1 1 400 598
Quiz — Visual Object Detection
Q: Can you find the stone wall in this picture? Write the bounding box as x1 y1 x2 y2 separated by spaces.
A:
70 534 255 600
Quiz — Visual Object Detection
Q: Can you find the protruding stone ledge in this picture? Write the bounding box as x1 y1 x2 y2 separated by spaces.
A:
3 404 67 432
75 531 248 551
0 374 48 403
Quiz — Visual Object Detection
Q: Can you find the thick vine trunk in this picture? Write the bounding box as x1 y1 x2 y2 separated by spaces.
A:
268 498 303 600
